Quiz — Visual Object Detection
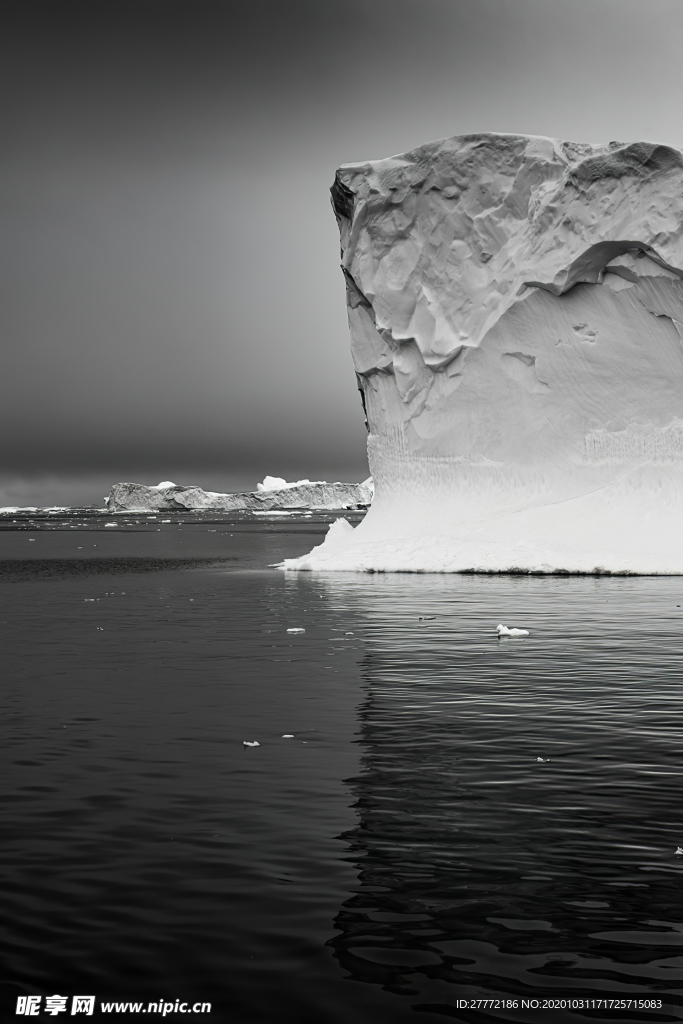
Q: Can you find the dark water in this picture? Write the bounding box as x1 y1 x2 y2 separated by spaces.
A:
1 510 683 1022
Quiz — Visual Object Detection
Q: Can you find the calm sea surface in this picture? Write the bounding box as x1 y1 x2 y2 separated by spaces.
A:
1 510 683 1023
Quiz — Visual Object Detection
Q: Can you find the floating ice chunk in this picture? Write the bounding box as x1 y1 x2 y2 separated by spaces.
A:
536 757 550 762
243 740 260 747
282 734 294 738
497 624 530 637
104 523 118 527
676 847 683 855
287 627 305 633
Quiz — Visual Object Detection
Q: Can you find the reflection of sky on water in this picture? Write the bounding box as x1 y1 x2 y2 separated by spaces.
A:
311 572 683 1018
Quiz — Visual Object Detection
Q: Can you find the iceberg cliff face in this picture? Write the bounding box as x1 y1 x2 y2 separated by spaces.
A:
284 133 683 573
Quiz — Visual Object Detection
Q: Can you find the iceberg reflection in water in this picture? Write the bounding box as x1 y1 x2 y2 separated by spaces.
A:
315 572 683 1020
1 512 682 1022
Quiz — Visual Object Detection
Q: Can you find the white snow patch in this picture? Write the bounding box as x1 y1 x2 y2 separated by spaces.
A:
257 476 319 491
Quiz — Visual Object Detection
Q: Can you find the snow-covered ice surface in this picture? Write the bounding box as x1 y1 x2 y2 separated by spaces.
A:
284 133 683 574
256 476 316 491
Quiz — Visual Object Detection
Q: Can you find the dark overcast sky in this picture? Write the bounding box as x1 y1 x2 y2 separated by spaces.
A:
2 0 683 502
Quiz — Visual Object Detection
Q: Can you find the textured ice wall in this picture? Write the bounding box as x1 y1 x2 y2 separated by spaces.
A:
285 133 683 573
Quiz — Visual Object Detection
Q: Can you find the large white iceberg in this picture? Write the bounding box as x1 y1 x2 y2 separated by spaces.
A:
284 133 683 574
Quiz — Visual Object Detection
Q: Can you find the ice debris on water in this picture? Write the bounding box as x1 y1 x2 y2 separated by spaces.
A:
536 757 550 762
282 734 294 739
676 847 683 855
287 627 305 633
497 624 530 637
243 741 260 747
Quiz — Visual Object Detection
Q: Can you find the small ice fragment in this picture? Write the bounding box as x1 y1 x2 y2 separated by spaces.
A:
536 757 549 762
243 740 260 747
497 624 530 636
676 847 683 855
104 523 117 527
287 627 305 633
282 734 294 739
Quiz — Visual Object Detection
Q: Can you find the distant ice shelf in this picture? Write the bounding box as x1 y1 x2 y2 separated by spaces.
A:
283 132 683 574
105 477 373 512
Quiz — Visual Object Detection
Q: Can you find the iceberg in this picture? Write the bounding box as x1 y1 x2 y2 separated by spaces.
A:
105 478 372 512
284 133 683 574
